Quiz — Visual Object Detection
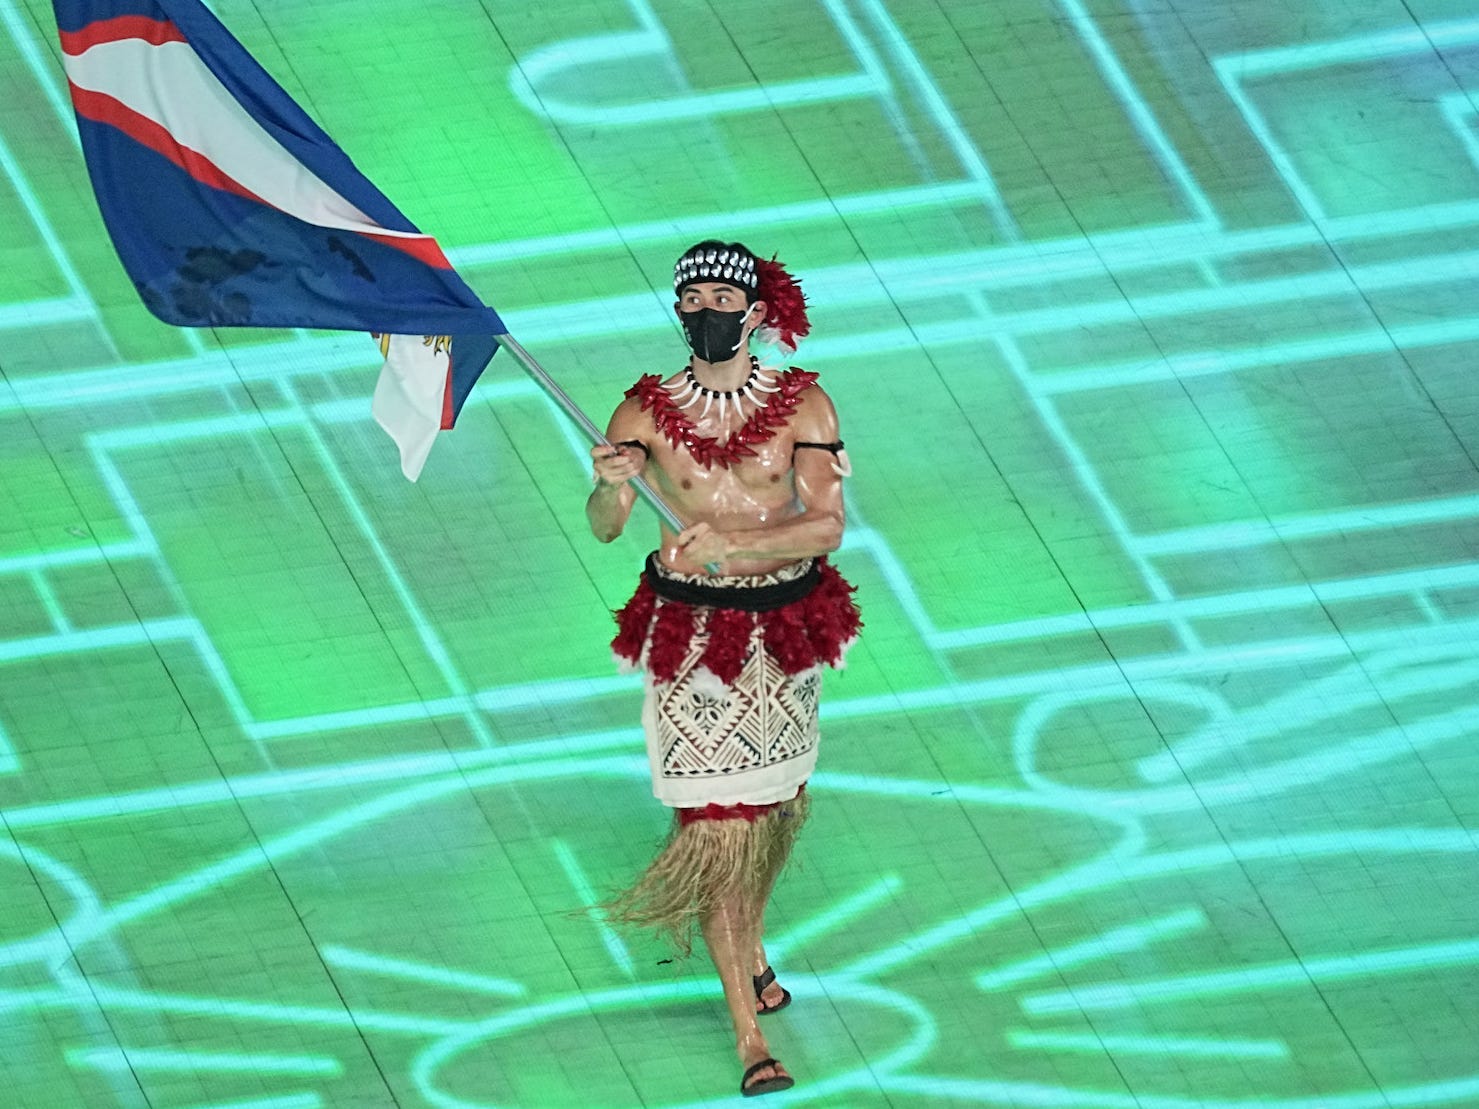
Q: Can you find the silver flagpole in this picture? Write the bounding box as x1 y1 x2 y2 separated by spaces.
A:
493 331 688 535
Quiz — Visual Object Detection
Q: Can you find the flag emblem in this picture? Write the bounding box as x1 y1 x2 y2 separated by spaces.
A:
55 0 505 478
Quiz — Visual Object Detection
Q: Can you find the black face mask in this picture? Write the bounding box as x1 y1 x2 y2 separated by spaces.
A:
681 307 752 363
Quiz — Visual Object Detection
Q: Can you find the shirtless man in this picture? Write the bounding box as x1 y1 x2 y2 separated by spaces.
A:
586 241 860 1098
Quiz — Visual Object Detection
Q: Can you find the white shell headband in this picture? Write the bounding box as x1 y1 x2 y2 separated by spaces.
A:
674 245 759 294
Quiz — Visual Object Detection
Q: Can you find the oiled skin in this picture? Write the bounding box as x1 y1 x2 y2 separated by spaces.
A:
587 373 844 575
584 281 847 1090
588 279 845 574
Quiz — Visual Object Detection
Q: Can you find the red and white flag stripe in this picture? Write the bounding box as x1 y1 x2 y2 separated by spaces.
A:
62 15 466 479
60 19 451 267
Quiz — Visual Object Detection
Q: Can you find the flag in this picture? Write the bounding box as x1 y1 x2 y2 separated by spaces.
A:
54 0 504 479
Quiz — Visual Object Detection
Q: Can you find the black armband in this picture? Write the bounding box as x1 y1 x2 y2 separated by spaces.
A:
617 439 651 459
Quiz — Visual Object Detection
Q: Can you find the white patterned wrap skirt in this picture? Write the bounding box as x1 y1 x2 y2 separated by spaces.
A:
641 560 823 807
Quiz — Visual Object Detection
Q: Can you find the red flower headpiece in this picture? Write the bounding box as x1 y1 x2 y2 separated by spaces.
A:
754 256 810 354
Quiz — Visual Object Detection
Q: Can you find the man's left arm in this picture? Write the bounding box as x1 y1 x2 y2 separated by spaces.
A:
680 387 846 563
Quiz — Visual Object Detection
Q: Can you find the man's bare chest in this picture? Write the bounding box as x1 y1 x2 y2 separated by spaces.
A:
646 430 796 498
626 368 818 464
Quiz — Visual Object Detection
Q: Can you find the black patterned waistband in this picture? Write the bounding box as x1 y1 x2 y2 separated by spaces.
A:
645 553 821 612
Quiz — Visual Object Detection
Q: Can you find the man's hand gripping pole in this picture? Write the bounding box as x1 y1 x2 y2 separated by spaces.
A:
493 333 720 573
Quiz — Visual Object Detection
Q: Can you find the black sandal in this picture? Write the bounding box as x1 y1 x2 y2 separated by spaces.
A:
753 965 792 1015
741 1057 795 1097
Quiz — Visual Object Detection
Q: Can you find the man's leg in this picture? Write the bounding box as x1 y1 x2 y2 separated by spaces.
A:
701 892 791 1090
751 789 809 1011
752 864 787 1011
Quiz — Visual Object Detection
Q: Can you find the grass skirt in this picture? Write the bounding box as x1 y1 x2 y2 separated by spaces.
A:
606 788 810 955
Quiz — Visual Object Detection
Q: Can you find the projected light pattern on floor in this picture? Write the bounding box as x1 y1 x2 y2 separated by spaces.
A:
1 0 1478 1105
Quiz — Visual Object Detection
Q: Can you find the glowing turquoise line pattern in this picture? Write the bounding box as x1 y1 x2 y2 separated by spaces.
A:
90 408 307 448
445 173 1476 277
1020 937 1479 1016
0 295 90 329
27 569 70 632
1035 313 1479 395
0 617 201 664
1 595 1470 759
2 607 1470 826
16 756 640 963
550 839 634 977
975 908 1207 991
810 773 1146 841
0 339 383 412
409 974 937 1109
0 728 644 829
1054 0 1217 224
838 859 1145 981
1134 646 1479 783
280 379 497 748
1213 20 1479 223
840 527 942 642
1023 702 1479 815
0 0 79 134
176 1097 323 1109
509 0 889 127
1006 1030 1290 1059
266 674 637 738
318 946 528 998
766 874 903 964
850 0 1016 237
5 982 470 1037
846 829 1477 981
5 195 1477 409
4 2 1479 1104
1440 94 1479 170
878 1073 1479 1109
0 754 1128 844
0 839 105 967
82 446 259 734
1135 492 1479 555
1223 18 1479 74
66 1047 344 1076
444 180 991 268
6 0 209 364
933 571 1479 651
981 298 1198 650
0 127 101 333
1000 250 1479 337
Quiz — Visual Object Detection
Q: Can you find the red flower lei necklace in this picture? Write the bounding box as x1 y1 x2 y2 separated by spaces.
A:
625 362 819 469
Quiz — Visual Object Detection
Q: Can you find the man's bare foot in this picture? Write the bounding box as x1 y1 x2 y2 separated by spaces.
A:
753 964 791 1014
740 1054 794 1097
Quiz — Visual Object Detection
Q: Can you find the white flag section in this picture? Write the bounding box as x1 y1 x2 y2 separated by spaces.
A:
58 5 506 479
63 37 434 246
372 335 451 481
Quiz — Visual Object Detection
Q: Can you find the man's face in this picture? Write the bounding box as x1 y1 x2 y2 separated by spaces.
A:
676 282 755 317
674 282 767 362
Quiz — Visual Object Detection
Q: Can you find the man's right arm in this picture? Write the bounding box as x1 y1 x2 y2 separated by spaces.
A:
586 398 647 543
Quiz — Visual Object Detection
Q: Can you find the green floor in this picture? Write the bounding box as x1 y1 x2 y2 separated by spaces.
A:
3 0 1479 1105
